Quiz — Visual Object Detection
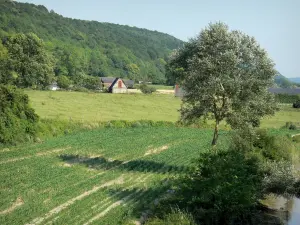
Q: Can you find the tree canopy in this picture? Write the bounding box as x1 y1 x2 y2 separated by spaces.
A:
170 22 278 145
2 33 55 88
0 0 183 84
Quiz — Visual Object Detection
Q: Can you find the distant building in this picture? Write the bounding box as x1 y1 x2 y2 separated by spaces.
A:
174 84 185 97
123 80 135 89
49 82 59 91
100 77 127 93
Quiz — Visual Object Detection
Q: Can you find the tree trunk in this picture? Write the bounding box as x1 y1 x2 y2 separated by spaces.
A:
211 120 219 146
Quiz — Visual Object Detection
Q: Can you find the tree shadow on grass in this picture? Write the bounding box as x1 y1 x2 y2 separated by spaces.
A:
59 154 192 174
103 186 171 224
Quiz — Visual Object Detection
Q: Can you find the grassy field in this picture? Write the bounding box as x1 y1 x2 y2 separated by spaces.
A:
25 90 181 122
148 85 174 90
25 90 300 128
0 127 230 225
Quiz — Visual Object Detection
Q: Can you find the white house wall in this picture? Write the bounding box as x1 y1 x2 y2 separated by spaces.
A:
112 79 127 93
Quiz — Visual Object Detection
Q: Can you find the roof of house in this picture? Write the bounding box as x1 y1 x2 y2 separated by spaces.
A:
268 88 300 95
100 77 116 83
123 80 134 86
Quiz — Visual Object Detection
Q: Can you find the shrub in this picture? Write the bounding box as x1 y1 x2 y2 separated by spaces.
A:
0 85 39 145
57 75 71 89
293 135 300 143
139 84 156 94
253 130 294 162
293 100 300 108
275 93 300 104
263 160 296 195
169 150 265 224
146 209 196 225
286 122 298 130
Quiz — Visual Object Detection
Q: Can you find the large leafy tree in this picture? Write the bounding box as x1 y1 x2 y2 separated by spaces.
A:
171 22 277 145
3 33 55 89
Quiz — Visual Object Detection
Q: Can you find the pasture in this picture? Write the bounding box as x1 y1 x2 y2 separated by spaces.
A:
0 127 229 225
25 90 300 128
25 90 181 122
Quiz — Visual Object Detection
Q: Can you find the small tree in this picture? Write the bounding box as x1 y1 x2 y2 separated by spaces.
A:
3 33 55 89
169 22 277 145
139 84 156 94
57 75 71 89
0 85 39 144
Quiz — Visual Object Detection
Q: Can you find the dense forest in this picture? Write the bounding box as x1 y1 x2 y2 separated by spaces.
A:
0 0 183 86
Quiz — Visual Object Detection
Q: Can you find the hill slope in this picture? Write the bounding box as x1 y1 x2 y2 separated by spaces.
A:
274 72 295 88
0 0 184 83
288 77 300 84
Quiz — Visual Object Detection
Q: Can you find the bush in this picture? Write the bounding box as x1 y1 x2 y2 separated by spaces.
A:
166 150 265 224
0 85 39 145
263 160 296 195
293 135 300 143
293 100 300 108
253 129 294 162
275 93 300 104
145 209 196 225
139 84 156 94
57 75 71 89
286 122 298 130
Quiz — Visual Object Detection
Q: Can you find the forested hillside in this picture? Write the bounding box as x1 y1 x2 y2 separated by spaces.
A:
0 0 183 84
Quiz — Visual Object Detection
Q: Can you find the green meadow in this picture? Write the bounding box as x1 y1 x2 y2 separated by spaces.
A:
25 90 300 129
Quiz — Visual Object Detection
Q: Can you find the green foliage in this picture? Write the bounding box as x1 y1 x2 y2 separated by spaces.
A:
139 84 156 94
145 209 196 225
275 93 300 104
57 75 71 89
263 160 296 195
2 33 55 89
152 128 298 225
0 0 183 84
232 128 294 162
171 22 278 145
253 129 294 162
293 135 300 143
293 100 300 108
169 150 265 224
0 85 39 144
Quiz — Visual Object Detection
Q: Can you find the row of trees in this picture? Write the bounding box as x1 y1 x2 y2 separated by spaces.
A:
0 0 182 84
0 32 106 90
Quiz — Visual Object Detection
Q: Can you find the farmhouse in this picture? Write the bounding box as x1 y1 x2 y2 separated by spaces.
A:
123 80 135 89
174 85 185 97
100 77 128 93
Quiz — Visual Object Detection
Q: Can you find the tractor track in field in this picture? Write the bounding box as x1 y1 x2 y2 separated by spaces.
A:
25 175 125 225
0 197 24 215
81 175 152 225
0 147 71 165
28 173 152 225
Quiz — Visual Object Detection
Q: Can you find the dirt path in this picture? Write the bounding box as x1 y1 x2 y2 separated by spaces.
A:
0 147 71 165
0 197 24 215
144 145 169 156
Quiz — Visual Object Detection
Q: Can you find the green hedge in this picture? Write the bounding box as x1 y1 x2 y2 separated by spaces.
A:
275 93 300 104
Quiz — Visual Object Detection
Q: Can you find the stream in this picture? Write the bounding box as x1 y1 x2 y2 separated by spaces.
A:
264 195 300 224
